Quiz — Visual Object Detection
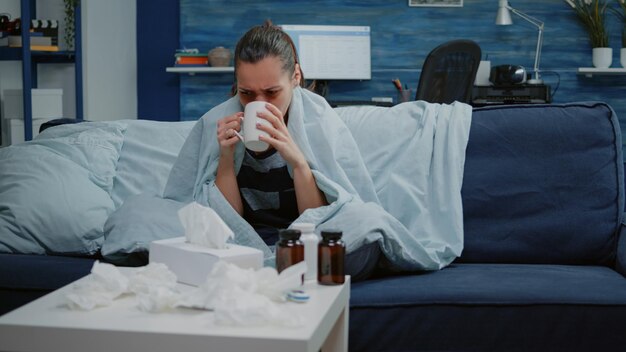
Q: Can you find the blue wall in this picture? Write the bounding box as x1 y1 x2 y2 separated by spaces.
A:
168 0 626 146
137 0 180 121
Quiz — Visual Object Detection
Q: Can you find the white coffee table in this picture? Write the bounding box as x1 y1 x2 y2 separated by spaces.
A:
0 268 350 352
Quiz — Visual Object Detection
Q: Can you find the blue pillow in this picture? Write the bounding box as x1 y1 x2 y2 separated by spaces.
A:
0 125 125 255
34 122 128 194
101 194 185 264
110 120 195 208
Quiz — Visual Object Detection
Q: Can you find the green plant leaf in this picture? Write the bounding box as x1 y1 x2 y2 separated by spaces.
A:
566 0 611 48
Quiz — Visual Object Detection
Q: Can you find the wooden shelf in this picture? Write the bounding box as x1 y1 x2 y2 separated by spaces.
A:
577 67 626 77
166 66 234 75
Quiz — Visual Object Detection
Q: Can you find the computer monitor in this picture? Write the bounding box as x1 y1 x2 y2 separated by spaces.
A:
280 25 371 80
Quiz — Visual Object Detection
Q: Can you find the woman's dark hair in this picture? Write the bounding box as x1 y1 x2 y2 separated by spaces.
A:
233 20 308 92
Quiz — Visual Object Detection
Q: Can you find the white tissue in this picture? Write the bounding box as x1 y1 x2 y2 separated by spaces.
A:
128 262 178 294
65 260 308 327
177 261 307 327
65 262 179 312
136 285 181 313
256 262 307 302
213 286 301 327
65 261 129 310
178 202 234 249
129 263 180 312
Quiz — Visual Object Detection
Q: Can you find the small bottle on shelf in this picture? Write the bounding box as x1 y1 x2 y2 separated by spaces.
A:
292 222 318 282
275 229 304 273
318 230 345 285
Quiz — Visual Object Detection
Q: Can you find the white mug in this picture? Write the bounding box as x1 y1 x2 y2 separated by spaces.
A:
233 101 272 152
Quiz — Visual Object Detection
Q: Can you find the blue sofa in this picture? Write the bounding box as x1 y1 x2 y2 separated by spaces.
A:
1 102 625 351
350 102 626 351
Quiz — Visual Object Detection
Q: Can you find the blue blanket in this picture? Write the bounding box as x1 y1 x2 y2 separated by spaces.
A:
164 87 472 270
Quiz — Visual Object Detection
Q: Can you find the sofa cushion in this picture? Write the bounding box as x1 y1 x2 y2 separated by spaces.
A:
0 124 125 255
0 253 96 291
350 263 626 351
32 122 127 194
101 194 185 265
111 120 195 209
461 102 623 265
0 253 96 315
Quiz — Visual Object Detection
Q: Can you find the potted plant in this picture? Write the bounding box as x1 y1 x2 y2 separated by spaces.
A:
63 0 80 50
565 0 612 68
611 0 626 67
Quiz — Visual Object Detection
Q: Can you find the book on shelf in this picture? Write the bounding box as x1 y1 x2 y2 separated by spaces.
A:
31 45 59 52
175 48 200 54
173 63 211 67
25 45 60 52
0 43 59 51
175 56 208 65
173 49 208 65
174 50 205 57
8 35 54 46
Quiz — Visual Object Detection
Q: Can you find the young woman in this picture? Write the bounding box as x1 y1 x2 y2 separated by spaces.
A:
215 21 327 245
164 21 468 281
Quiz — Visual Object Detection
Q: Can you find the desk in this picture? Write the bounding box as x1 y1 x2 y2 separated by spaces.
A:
0 268 351 352
471 84 551 107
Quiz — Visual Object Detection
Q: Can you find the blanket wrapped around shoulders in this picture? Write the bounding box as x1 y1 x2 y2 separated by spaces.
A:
164 87 472 270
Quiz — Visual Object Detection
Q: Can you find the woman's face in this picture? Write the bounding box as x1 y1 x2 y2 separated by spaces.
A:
236 56 301 118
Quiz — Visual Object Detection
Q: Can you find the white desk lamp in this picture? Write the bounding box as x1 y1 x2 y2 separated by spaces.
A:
496 0 544 85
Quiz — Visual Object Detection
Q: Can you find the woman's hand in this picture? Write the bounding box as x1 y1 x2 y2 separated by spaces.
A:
256 103 327 212
216 112 244 158
256 103 307 170
215 112 244 215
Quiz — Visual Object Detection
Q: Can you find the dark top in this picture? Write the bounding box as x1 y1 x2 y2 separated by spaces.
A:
236 148 299 246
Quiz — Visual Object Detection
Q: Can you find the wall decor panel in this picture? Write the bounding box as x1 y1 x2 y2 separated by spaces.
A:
179 0 626 150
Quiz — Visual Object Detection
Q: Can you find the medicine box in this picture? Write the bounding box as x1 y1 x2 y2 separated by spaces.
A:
149 237 264 286
3 89 63 120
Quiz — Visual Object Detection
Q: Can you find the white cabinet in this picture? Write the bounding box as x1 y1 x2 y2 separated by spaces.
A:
1 88 63 145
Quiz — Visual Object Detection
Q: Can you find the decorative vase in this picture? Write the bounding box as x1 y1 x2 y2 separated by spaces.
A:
208 46 232 67
621 48 626 69
592 47 612 68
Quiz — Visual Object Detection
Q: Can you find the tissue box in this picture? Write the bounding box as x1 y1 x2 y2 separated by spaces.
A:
149 237 264 286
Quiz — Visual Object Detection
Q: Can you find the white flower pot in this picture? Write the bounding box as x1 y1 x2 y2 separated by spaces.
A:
592 47 612 68
621 48 626 69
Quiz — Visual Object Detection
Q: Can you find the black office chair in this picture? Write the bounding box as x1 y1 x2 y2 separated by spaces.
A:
415 39 481 104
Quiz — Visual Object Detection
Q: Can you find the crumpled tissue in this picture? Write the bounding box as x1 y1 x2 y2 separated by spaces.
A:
128 263 179 312
65 261 129 310
178 201 233 249
65 260 308 327
178 261 307 327
65 261 178 311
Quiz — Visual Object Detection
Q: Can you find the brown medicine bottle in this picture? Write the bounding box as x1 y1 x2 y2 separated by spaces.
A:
275 229 304 273
318 230 345 285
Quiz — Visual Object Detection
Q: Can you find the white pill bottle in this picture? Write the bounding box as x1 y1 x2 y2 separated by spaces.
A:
291 222 318 281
